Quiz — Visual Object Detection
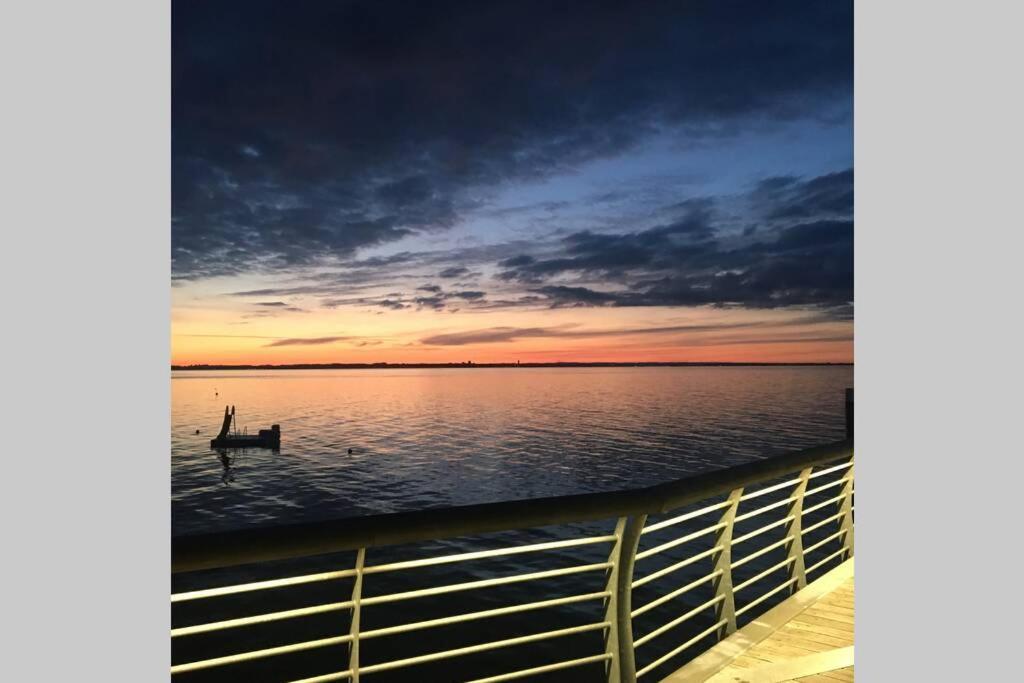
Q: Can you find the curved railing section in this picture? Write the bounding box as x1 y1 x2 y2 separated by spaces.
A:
172 436 854 682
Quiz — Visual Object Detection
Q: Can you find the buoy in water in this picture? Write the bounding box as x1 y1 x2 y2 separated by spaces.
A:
348 448 353 454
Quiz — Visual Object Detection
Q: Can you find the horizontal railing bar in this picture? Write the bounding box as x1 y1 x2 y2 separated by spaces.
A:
359 562 612 606
362 535 617 575
641 500 732 535
356 622 610 675
466 653 612 683
806 547 849 575
172 600 354 637
808 461 853 480
801 510 845 536
174 440 853 572
635 523 726 561
171 634 353 674
360 592 610 640
736 577 799 617
802 492 848 516
636 618 727 677
803 529 848 556
732 535 794 570
634 595 725 648
290 671 353 683
733 557 796 594
804 476 853 499
731 515 794 547
739 477 801 503
632 545 722 589
171 569 357 603
288 671 352 683
733 496 798 524
632 569 723 617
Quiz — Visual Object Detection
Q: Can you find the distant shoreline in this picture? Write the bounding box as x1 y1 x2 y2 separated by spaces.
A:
172 361 853 371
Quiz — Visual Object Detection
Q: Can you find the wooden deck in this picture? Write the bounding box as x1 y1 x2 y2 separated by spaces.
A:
664 560 854 682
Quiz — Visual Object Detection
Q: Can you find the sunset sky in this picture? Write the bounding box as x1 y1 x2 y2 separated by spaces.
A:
172 1 853 365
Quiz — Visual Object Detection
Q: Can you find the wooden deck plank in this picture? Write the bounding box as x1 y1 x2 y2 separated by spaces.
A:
703 647 854 682
789 666 854 682
770 627 850 650
757 631 847 654
741 640 822 660
789 613 853 633
662 560 853 682
781 620 854 642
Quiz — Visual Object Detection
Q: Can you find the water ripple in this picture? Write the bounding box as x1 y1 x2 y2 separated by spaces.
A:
172 366 851 535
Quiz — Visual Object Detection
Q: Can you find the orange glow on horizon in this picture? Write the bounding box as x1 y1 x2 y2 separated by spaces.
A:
171 292 852 366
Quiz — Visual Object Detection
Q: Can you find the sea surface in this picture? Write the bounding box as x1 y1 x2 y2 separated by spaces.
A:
172 366 852 536
172 366 853 682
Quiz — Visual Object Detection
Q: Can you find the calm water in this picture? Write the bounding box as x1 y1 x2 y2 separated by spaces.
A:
172 366 852 681
172 366 851 535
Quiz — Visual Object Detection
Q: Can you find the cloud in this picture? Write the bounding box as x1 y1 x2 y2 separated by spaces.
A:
491 171 853 315
210 166 852 319
421 327 558 346
438 266 470 278
173 1 852 279
265 336 354 347
497 198 718 283
752 169 854 222
419 320 817 346
450 290 485 301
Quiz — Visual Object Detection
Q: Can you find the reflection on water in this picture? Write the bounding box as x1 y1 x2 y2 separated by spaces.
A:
215 450 235 486
172 366 851 536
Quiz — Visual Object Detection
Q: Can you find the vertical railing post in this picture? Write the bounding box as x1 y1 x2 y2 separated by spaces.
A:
786 468 813 593
712 489 745 638
839 461 855 560
348 548 365 682
712 488 743 639
609 514 647 683
603 518 626 683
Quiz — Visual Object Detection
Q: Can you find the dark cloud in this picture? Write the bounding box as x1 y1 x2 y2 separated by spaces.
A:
265 336 354 347
419 319 834 346
422 327 558 346
752 169 854 222
249 300 305 314
498 198 718 282
499 255 535 268
215 167 852 318
173 1 852 279
315 285 490 312
492 170 853 316
450 290 485 301
438 266 470 278
531 285 620 307
413 295 447 310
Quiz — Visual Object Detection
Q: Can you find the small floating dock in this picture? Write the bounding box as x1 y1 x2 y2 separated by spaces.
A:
210 406 280 449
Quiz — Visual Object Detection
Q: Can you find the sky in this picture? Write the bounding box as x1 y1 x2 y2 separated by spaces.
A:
171 0 853 365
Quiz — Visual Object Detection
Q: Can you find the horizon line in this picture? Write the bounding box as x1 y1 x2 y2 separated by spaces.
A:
172 361 854 371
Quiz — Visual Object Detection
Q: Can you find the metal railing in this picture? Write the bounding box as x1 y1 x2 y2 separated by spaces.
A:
173 411 853 682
